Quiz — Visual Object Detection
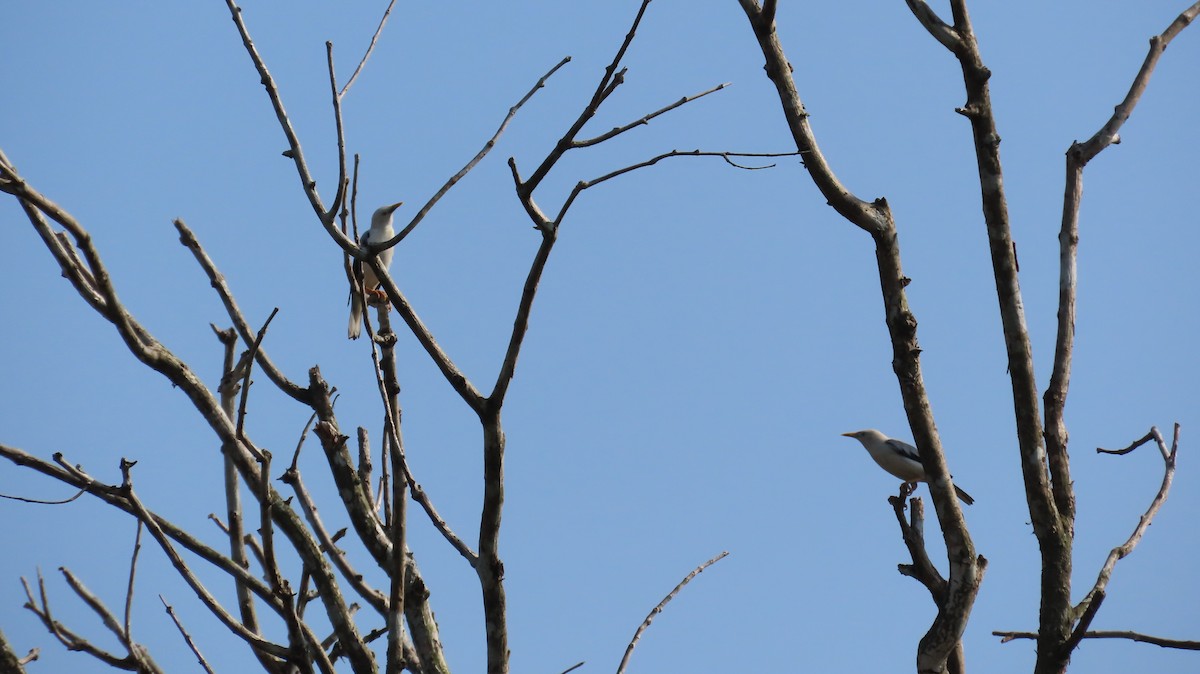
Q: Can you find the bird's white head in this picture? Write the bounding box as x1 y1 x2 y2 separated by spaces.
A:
841 429 887 445
370 201 404 231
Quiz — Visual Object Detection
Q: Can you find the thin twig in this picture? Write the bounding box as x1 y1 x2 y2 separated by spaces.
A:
123 521 143 645
235 308 280 449
615 551 729 674
289 411 320 471
160 595 217 674
282 466 389 614
22 572 129 669
553 149 801 227
0 488 85 505
575 82 730 147
520 0 654 195
339 0 397 98
381 55 572 250
1096 430 1157 456
325 41 349 221
118 461 292 659
175 219 308 403
994 629 1200 650
223 0 341 236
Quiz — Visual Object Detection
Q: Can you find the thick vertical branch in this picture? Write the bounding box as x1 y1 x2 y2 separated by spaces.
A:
906 1 1076 670
213 327 264 644
477 410 507 674
947 0 1058 534
375 309 410 674
736 3 983 672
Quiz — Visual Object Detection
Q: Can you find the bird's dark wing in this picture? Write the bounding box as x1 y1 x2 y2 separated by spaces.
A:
351 231 369 286
885 438 921 463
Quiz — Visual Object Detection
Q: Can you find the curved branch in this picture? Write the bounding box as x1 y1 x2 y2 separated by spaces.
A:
1073 426 1178 634
615 552 729 674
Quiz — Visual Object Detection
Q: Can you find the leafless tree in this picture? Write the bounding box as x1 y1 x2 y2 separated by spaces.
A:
2 3 1196 674
735 1 1195 673
0 3 758 673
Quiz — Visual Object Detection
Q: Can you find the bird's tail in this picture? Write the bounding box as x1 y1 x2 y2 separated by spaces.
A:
954 484 975 506
348 293 364 339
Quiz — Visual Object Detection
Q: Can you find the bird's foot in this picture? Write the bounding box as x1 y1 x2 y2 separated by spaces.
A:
365 288 391 308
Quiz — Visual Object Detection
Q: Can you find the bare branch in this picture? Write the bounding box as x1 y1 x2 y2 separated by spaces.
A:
214 325 269 667
22 573 131 670
1072 1 1200 167
118 460 293 659
367 257 487 414
995 629 1200 651
380 56 573 250
554 149 801 227
904 0 963 52
368 305 477 557
159 596 217 674
0 628 34 673
520 0 654 195
488 232 556 406
305 369 394 568
1044 4 1200 559
325 41 349 223
235 308 280 455
0 488 85 505
339 0 397 98
760 0 777 26
891 488 947 603
1096 425 1175 458
1073 426 1178 632
59 568 134 651
176 219 308 403
615 552 729 674
575 82 730 147
123 522 143 645
289 411 321 473
222 0 338 234
404 463 477 563
735 4 983 670
282 465 389 614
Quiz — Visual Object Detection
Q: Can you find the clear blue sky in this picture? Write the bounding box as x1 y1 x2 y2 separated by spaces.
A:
3 2 1198 673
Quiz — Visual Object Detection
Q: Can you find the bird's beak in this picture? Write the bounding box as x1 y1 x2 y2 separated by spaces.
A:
385 201 404 213
840 432 855 438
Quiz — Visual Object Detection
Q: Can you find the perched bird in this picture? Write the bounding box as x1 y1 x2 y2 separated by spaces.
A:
348 201 404 340
841 429 975 505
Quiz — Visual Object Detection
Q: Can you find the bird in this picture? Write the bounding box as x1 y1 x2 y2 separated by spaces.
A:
348 201 404 339
841 429 975 505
